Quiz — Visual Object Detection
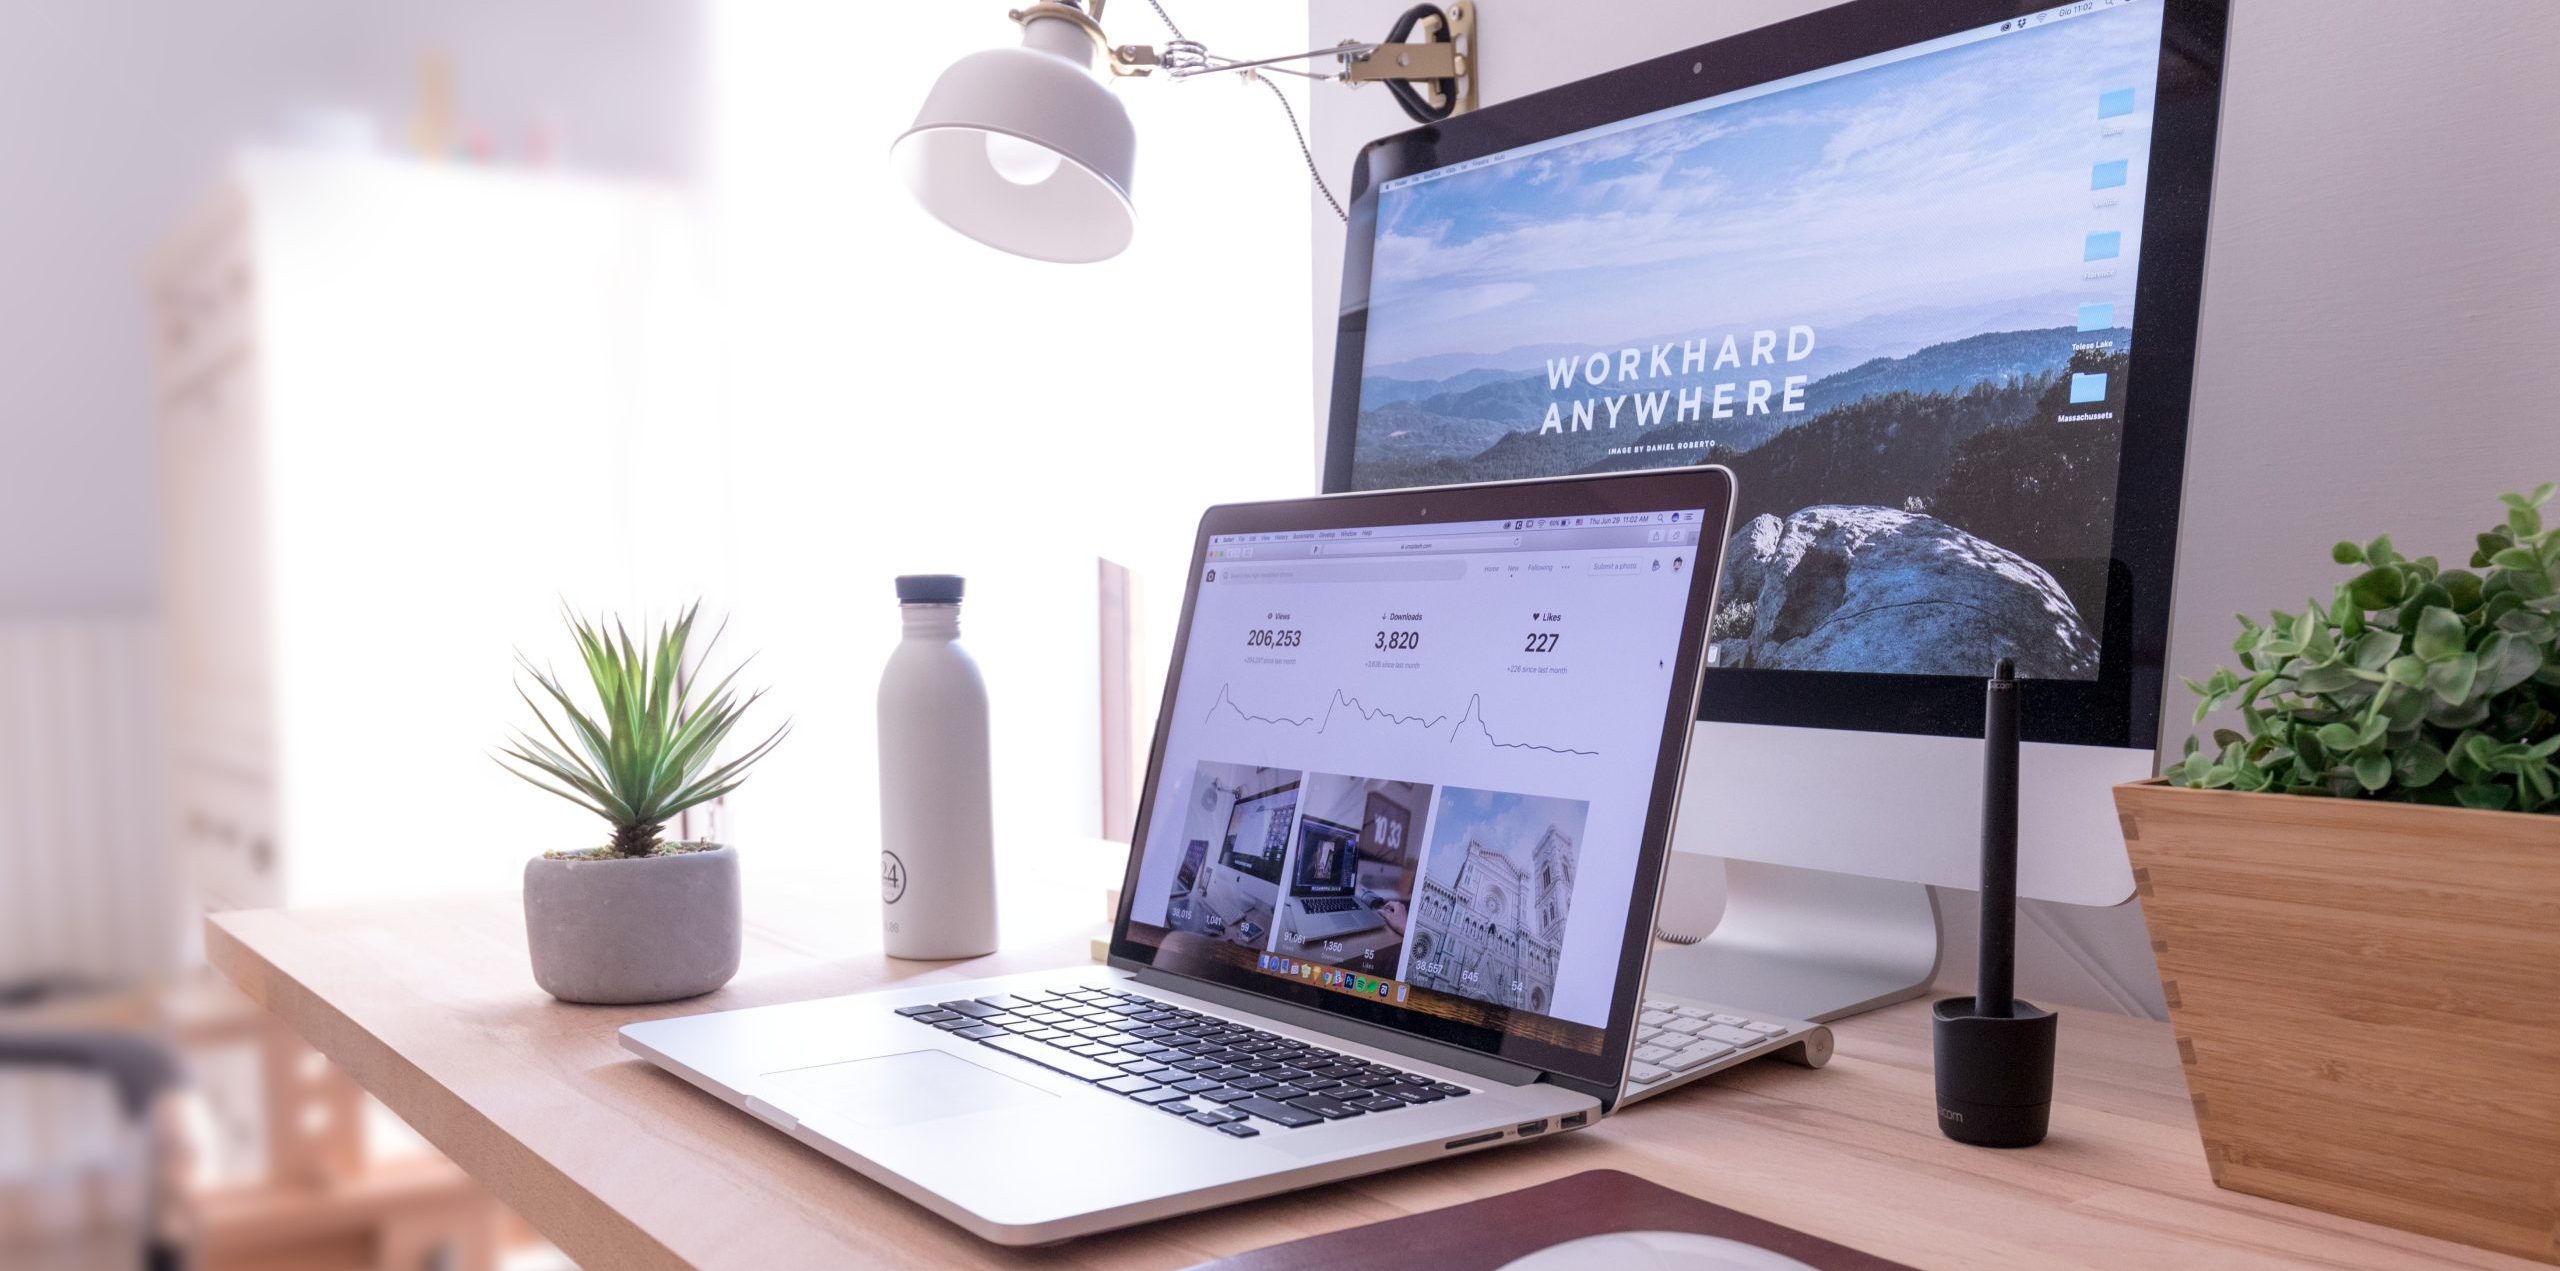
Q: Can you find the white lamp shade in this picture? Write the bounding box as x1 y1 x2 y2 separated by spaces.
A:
892 24 1138 264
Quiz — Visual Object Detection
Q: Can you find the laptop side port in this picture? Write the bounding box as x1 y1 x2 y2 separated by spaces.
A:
1516 1120 1548 1137
1560 1111 1589 1129
1443 1131 1505 1150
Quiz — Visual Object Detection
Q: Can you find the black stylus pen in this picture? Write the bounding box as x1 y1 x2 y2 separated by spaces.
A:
1979 657 2018 1018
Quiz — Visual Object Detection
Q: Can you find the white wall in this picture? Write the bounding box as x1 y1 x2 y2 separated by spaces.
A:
706 2 1315 881
0 0 703 617
1305 0 2560 1018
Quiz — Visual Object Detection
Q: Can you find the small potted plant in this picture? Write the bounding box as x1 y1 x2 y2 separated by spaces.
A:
2117 486 2560 1263
498 603 787 1005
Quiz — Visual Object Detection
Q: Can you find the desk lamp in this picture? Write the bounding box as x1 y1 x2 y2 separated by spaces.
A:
894 0 1479 262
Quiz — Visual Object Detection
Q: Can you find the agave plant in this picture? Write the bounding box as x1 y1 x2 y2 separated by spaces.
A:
498 603 788 857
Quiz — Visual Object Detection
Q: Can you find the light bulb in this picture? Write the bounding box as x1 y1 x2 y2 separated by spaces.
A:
983 131 1064 186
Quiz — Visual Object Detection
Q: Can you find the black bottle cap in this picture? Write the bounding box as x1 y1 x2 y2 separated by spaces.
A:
894 574 965 604
1932 996 2057 1148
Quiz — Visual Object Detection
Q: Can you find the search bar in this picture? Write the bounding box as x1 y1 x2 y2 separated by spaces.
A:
1214 559 1470 585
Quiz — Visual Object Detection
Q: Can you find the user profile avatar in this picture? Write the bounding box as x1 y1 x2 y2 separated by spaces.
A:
1204 568 1217 583
1673 556 1685 573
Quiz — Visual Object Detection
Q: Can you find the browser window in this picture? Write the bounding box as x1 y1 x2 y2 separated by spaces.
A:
1123 509 1710 1058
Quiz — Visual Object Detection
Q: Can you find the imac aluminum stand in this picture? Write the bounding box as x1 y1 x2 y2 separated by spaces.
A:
1644 857 1942 1023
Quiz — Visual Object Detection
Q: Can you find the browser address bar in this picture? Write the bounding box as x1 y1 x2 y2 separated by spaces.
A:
1307 535 1522 557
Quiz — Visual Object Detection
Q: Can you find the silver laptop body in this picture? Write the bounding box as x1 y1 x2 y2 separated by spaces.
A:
623 469 1808 1245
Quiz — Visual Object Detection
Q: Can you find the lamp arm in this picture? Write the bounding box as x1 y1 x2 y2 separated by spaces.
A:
1018 0 1478 119
1126 41 1387 80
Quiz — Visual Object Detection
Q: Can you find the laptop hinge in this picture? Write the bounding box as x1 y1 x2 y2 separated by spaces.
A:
1130 966 1546 1088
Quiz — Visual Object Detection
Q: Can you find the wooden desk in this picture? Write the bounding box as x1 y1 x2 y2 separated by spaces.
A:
206 871 2533 1271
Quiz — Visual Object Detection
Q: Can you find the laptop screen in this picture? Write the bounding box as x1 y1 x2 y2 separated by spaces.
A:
1113 472 1730 1088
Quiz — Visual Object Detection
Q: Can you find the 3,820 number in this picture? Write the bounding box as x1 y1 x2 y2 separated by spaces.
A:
1374 630 1421 651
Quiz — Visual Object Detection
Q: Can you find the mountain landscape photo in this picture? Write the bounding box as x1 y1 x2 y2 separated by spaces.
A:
1345 1 2167 680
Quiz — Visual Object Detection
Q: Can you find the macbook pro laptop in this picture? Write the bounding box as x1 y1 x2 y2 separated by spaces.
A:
622 467 1829 1245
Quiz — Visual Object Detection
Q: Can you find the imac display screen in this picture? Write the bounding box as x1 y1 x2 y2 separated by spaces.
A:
1347 0 2169 682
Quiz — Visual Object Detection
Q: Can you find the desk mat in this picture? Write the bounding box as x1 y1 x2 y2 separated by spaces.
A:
1187 1168 1916 1271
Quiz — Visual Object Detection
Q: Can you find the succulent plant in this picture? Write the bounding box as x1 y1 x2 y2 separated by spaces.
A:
497 603 788 856
2166 486 2560 811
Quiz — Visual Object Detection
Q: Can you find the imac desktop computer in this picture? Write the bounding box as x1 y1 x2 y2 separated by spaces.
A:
1323 0 2230 1021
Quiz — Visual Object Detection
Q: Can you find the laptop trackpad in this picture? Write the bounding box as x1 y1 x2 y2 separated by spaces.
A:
759 1049 1056 1128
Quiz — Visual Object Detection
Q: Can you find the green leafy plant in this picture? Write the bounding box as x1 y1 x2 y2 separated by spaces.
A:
497 603 788 857
2167 486 2560 810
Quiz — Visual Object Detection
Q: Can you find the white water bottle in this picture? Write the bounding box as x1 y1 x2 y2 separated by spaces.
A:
877 574 998 959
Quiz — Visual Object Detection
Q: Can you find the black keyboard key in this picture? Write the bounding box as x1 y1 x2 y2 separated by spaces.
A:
1262 1085 1309 1102
1156 1101 1198 1116
1172 1077 1224 1094
1202 1068 1252 1084
938 1001 1001 1018
1234 1097 1322 1128
1127 1087 1186 1105
894 1004 945 1017
975 995 1038 1011
1267 1068 1313 1084
953 1024 1007 1041
1429 1083 1470 1097
1235 1060 1278 1074
1172 1058 1220 1073
979 1035 1121 1082
1198 1087 1256 1104
1288 1094 1364 1120
934 1018 981 1032
1186 1110 1240 1127
1228 1075 1277 1092
909 1010 960 1024
1347 1075 1395 1088
1098 1074 1160 1095
1216 1121 1261 1139
1293 1077 1343 1092
1384 1086 1443 1103
1350 1096 1407 1113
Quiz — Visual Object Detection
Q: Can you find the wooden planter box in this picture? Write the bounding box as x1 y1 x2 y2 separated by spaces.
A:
2115 779 2560 1263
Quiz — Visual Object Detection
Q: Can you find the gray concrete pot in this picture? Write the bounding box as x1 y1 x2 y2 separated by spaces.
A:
523 844 741 1005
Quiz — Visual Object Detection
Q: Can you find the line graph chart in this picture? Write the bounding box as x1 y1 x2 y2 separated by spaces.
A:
1202 683 1600 757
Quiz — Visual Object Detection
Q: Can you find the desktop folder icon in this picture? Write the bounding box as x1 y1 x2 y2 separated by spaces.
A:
2069 372 2110 404
2091 159 2129 190
2077 302 2114 332
2098 87 2136 118
2084 231 2122 262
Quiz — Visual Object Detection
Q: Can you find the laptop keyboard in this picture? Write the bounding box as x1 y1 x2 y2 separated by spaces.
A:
1628 999 1795 1086
896 986 1470 1138
1296 897 1364 914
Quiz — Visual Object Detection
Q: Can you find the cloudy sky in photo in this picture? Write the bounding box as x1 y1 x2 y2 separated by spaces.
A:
1363 1 2164 373
1422 785 1589 896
